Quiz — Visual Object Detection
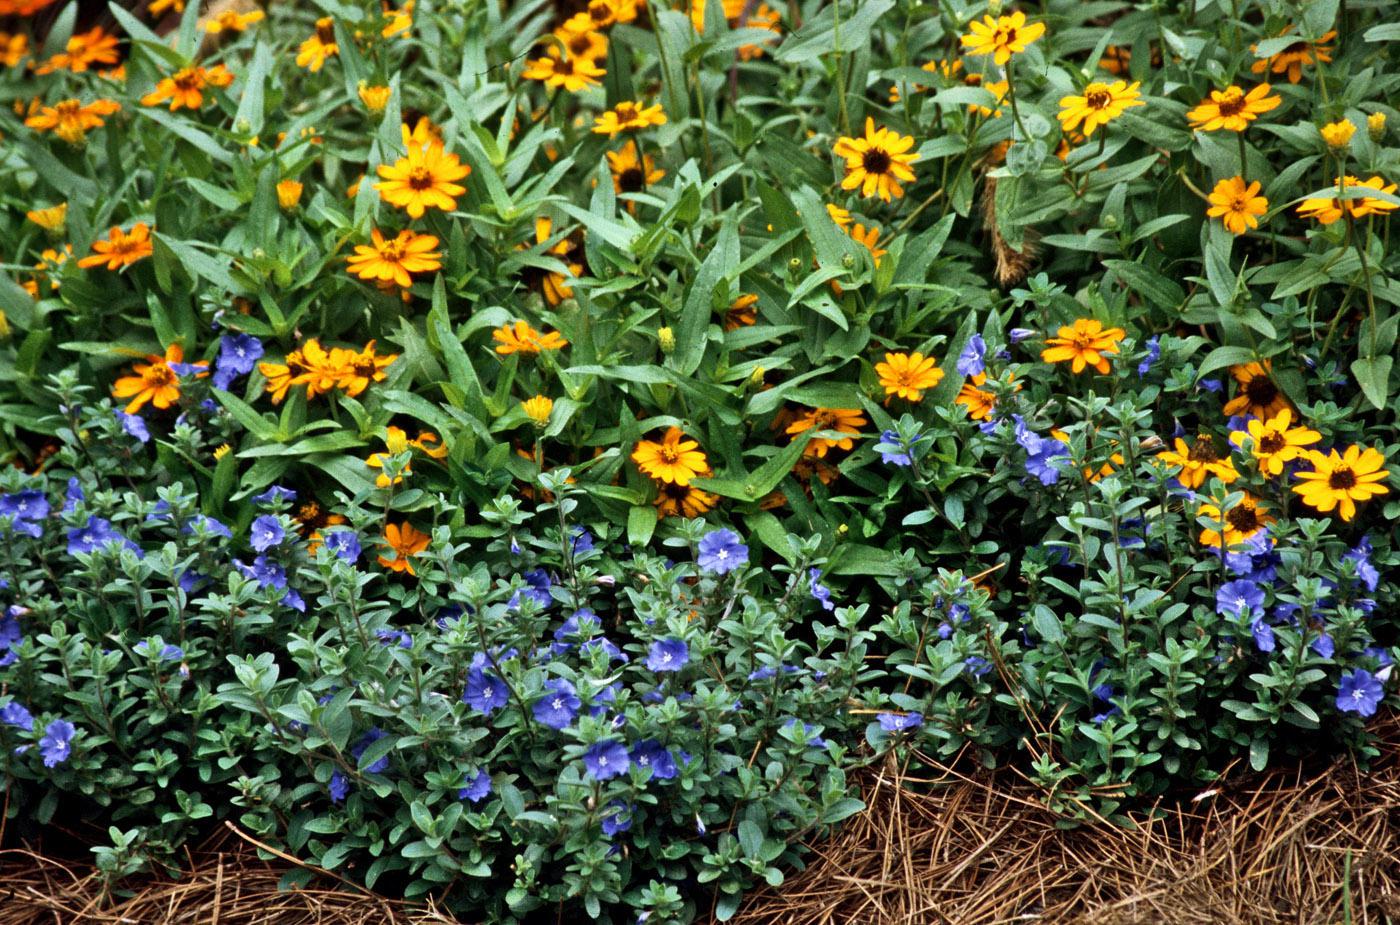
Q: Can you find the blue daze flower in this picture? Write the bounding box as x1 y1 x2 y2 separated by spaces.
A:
1 701 34 731
39 719 75 767
0 489 49 525
809 568 834 611
964 656 992 677
1250 619 1276 653
323 530 361 561
697 529 748 574
1345 537 1380 593
571 528 595 555
238 555 288 591
630 740 678 780
253 485 297 505
782 718 827 749
1217 580 1264 617
509 569 554 609
376 628 412 649
1312 633 1335 658
115 411 151 444
876 712 923 733
582 739 630 780
329 771 349 803
1009 327 1036 343
877 430 915 467
351 729 391 774
600 800 632 836
66 516 139 557
213 333 265 390
1015 417 1068 486
249 515 285 552
63 478 84 514
463 653 509 715
1137 335 1160 376
646 638 689 673
534 678 581 729
581 636 628 663
1336 669 1384 717
458 769 492 804
134 640 184 661
957 334 987 377
0 608 21 666
183 514 232 539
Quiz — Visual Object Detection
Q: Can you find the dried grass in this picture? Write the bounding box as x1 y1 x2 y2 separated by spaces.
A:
4 720 1399 925
736 714 1400 925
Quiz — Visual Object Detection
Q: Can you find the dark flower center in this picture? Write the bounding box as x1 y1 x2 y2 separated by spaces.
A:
862 148 892 174
147 365 175 386
1188 439 1220 463
1258 433 1286 454
1329 468 1357 490
1282 40 1309 55
407 166 434 190
618 167 645 192
1085 89 1112 109
1243 376 1278 406
1217 94 1246 117
1226 505 1259 533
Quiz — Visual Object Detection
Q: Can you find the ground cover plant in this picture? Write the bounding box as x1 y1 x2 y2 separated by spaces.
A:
0 0 1399 920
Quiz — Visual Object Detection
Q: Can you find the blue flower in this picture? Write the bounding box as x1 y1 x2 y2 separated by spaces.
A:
0 489 49 523
115 411 151 444
323 530 361 561
62 478 84 514
249 515 285 552
600 800 632 836
376 628 412 649
463 653 509 716
1312 633 1335 658
957 334 987 377
697 529 748 574
253 485 297 505
1008 327 1036 343
964 656 991 677
876 712 923 734
237 555 288 591
1198 377 1223 394
66 516 139 557
182 514 232 539
646 638 689 672
1136 335 1160 376
458 768 492 804
582 739 630 780
1336 669 1384 717
329 771 349 804
808 568 834 611
533 678 580 730
0 608 21 667
554 608 600 647
630 739 678 780
571 528 595 555
782 718 827 749
39 719 75 767
1217 580 1264 617
509 569 554 609
877 430 914 467
1 701 34 731
1344 537 1379 592
213 333 265 390
581 636 628 663
134 640 184 661
351 729 391 774
1250 619 1275 653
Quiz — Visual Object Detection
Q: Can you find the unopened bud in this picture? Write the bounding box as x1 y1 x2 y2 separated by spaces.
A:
657 326 676 354
1368 111 1387 142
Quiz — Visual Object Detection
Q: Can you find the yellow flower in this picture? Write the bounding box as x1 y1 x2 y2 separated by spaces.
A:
213 443 232 460
111 344 207 414
723 294 758 331
1206 176 1268 234
960 10 1045 65
825 203 852 228
1368 111 1386 141
845 222 887 267
654 481 718 519
78 223 154 271
875 352 944 402
276 180 303 210
607 140 665 200
1057 80 1143 137
141 64 234 111
382 0 414 38
785 407 867 458
1186 84 1281 133
522 395 554 427
333 340 398 397
359 83 392 113
1040 318 1125 374
1 32 29 68
1296 175 1400 225
346 228 442 288
148 0 183 14
367 427 413 488
1320 119 1356 150
1197 494 1273 548
1155 436 1238 490
522 51 604 92
25 98 121 144
374 141 472 218
593 100 666 136
1250 27 1333 84
26 202 67 231
968 79 1009 118
33 27 120 75
632 427 709 485
204 9 264 33
1229 409 1321 477
1292 446 1390 521
379 522 430 575
297 18 339 72
832 118 919 202
518 217 583 306
690 0 780 59
493 321 568 355
553 14 608 63
1222 361 1291 420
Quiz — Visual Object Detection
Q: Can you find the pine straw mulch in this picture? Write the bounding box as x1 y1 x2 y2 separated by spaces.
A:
735 715 1400 925
3 718 1400 925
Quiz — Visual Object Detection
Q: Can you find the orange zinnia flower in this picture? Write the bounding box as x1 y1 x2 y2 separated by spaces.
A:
1040 319 1125 374
111 343 207 413
25 98 120 144
346 228 442 288
379 522 431 574
141 64 233 111
493 321 568 355
78 223 154 271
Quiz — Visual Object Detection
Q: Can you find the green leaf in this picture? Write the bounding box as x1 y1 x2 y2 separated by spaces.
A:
1351 355 1393 410
672 220 736 376
1196 346 1258 379
627 505 656 547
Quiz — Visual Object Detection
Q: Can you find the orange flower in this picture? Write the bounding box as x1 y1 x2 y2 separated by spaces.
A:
493 321 568 355
140 64 234 111
346 228 442 288
78 223 154 271
111 343 207 413
785 407 866 458
33 27 120 75
0 32 28 68
297 17 339 72
522 51 604 92
378 522 430 575
1040 318 1125 374
875 352 944 402
1186 84 1280 133
375 140 472 218
723 293 758 331
25 98 121 144
1250 27 1334 84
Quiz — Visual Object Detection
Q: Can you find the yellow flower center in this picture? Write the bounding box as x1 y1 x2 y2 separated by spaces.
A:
378 239 405 261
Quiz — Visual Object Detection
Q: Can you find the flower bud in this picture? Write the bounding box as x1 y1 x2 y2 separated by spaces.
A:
276 179 303 211
1320 119 1356 151
1368 111 1386 142
787 256 803 272
522 395 553 428
657 326 676 354
842 252 855 269
358 82 391 114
